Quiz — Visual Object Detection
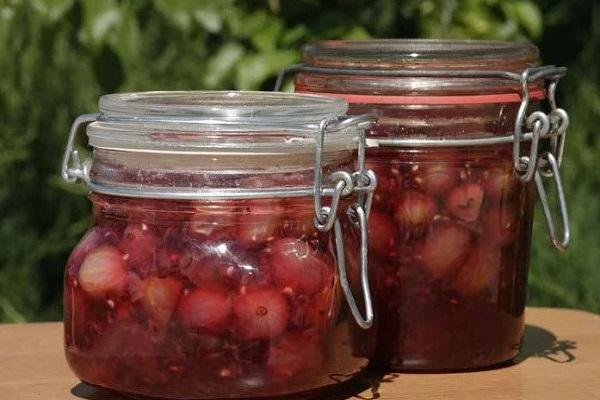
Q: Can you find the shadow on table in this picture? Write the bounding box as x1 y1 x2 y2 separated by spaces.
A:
327 324 579 398
71 383 129 399
515 324 577 364
325 371 398 400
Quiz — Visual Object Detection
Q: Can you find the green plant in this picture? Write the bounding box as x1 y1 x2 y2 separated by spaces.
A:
0 0 598 322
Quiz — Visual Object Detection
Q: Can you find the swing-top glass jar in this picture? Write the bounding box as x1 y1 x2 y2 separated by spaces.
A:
282 39 571 371
61 91 377 398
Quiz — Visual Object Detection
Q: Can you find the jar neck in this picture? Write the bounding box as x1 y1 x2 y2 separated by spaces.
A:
348 102 538 139
88 148 356 200
295 73 545 97
90 193 323 229
91 193 312 217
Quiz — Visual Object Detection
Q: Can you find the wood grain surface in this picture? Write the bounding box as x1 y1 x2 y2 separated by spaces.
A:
0 307 598 400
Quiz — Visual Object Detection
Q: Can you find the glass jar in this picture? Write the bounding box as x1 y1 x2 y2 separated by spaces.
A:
284 39 571 371
61 91 378 398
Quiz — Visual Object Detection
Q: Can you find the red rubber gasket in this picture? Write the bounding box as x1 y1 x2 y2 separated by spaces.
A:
299 89 546 105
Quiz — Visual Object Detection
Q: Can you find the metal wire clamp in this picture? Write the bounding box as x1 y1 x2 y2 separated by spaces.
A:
61 113 99 184
535 152 570 251
312 113 378 329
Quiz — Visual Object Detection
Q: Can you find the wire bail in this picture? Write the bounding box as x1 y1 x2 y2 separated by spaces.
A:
512 68 571 251
513 67 569 183
535 152 570 251
61 113 99 183
334 204 374 329
312 113 377 329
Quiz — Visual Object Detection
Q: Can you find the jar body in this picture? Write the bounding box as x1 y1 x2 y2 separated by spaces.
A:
363 145 534 370
64 194 370 399
297 76 536 370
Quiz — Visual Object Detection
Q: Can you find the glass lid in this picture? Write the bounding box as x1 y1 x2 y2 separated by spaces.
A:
303 39 539 71
87 91 355 153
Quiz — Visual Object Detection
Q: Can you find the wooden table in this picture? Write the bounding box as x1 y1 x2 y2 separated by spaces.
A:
0 307 598 400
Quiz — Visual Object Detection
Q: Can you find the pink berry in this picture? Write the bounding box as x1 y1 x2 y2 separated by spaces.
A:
445 183 484 222
284 213 316 239
119 223 158 277
187 203 237 241
454 246 501 296
140 277 183 328
93 322 152 355
394 190 437 228
482 205 519 246
195 332 226 355
379 169 401 192
416 221 472 278
127 272 144 302
179 249 225 288
177 288 232 333
67 227 120 274
416 164 458 194
267 332 324 378
365 161 400 210
297 289 336 331
232 288 289 340
368 210 397 254
64 285 95 348
78 246 128 298
91 322 161 382
270 238 329 295
179 241 260 288
282 198 317 238
237 199 284 247
154 246 180 277
112 301 135 323
482 166 516 200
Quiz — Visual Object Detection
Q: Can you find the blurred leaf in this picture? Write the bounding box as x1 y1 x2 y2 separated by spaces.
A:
419 0 540 40
458 7 494 36
154 0 232 33
79 0 120 47
503 0 542 38
235 50 297 90
203 41 244 88
194 7 222 33
251 18 283 52
280 24 308 46
153 0 197 32
30 0 73 23
107 3 142 64
342 25 371 40
0 296 26 323
235 10 271 39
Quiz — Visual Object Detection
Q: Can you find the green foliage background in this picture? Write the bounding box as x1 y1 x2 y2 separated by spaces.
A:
0 0 598 322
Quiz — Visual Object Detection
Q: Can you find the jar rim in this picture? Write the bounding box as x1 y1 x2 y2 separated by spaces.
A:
99 91 347 125
303 39 539 70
